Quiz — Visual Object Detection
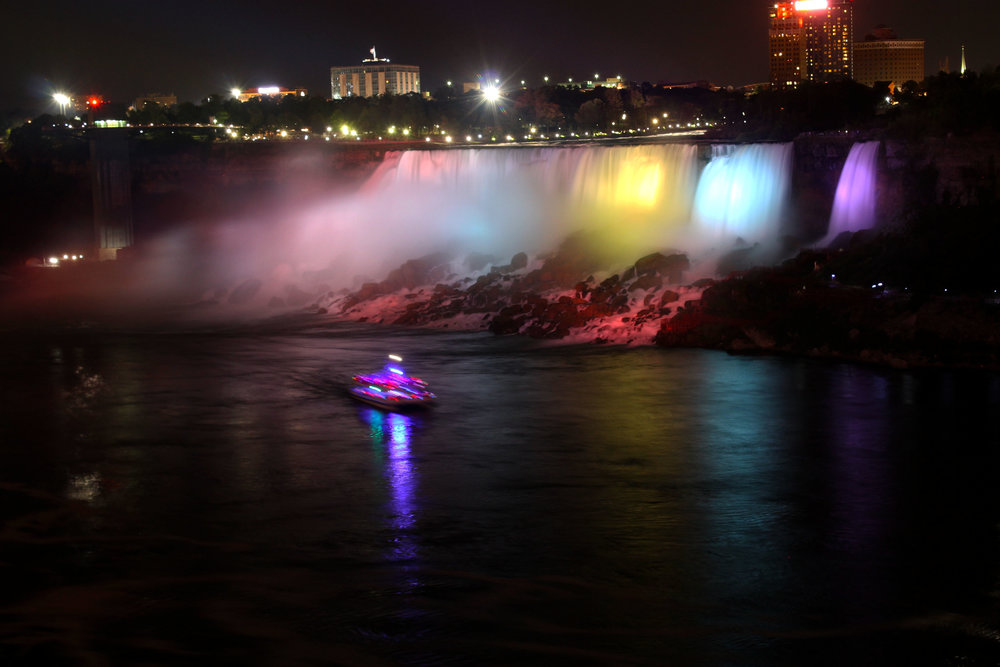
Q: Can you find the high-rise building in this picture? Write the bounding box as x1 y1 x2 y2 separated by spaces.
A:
330 48 420 99
769 0 854 89
853 26 924 88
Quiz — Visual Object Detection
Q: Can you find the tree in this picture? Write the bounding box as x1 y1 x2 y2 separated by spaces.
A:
575 99 607 131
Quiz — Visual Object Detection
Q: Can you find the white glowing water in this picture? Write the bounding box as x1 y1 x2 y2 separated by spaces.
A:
823 141 880 244
692 143 794 246
349 143 795 274
146 143 799 301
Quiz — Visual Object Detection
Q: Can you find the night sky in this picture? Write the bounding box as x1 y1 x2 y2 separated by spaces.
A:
3 0 997 111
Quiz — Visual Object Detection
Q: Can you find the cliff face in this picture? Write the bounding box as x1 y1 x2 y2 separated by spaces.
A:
129 141 390 194
20 133 1000 234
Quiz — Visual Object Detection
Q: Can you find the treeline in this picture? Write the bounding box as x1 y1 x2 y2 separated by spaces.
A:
7 67 1000 152
123 83 746 138
118 67 1000 141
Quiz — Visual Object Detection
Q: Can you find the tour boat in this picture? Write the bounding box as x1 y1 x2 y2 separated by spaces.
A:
349 354 436 409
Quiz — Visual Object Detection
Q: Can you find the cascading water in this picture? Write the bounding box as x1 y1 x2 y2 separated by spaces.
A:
163 142 798 299
351 143 795 276
822 141 880 245
691 143 794 248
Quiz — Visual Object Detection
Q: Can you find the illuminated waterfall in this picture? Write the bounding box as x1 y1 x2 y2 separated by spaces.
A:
364 144 701 264
207 143 798 294
691 143 794 248
359 143 794 270
823 141 880 244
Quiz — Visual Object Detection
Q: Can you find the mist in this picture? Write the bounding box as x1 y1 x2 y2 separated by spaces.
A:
3 141 881 326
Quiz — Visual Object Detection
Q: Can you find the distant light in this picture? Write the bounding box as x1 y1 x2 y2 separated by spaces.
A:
482 84 500 103
230 88 240 97
389 354 403 362
794 0 828 9
445 135 453 143
258 86 280 94
48 257 59 265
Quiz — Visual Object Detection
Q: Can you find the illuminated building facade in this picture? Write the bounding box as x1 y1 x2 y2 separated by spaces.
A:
330 51 420 98
769 0 854 89
853 26 924 87
134 93 177 108
236 87 307 102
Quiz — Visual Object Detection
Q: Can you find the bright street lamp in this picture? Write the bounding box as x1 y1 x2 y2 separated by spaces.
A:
53 93 70 117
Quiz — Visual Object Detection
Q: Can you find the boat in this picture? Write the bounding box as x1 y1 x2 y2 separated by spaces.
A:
349 354 436 409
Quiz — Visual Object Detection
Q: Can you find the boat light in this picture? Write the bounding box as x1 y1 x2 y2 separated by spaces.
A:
388 354 403 362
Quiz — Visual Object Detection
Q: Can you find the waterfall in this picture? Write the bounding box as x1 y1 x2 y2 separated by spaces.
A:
692 143 794 248
823 141 880 244
198 143 797 292
357 143 794 271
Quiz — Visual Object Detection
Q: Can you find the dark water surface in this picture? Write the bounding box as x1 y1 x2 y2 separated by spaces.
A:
2 319 1000 665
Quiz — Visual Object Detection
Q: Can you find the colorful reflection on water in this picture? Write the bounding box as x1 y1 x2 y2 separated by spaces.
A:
359 407 420 581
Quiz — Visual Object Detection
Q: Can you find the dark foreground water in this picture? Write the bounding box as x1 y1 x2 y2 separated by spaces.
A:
2 318 1000 666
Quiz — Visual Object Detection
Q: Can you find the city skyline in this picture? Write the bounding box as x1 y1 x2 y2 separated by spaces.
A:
3 0 996 110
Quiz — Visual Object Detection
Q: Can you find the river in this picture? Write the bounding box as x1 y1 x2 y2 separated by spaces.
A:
2 317 999 665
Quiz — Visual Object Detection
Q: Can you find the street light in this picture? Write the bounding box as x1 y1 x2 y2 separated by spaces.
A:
53 93 70 117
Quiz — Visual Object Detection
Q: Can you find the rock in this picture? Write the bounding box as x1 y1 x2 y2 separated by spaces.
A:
659 290 680 306
634 252 690 282
228 278 261 305
629 273 663 292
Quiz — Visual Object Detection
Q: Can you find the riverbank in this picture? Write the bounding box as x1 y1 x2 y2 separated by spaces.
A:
312 216 1000 371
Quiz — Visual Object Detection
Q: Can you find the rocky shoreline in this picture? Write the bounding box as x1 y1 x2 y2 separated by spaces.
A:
306 231 1000 372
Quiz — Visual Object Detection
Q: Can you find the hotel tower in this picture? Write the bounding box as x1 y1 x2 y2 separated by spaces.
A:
769 0 854 89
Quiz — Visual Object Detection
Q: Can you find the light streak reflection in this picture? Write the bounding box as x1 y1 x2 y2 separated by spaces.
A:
360 407 420 587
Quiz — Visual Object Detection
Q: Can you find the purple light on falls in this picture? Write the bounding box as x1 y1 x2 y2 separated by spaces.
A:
824 141 881 244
